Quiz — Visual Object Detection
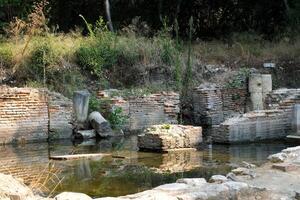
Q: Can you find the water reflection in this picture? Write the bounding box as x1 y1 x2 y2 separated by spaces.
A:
0 135 296 198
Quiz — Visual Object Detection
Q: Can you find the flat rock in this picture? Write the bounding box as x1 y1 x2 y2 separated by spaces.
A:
54 192 92 200
272 163 298 172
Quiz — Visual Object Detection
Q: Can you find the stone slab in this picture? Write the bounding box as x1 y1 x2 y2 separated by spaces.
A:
138 125 202 151
272 163 298 172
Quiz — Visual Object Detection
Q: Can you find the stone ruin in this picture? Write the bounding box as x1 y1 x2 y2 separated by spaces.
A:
97 90 180 131
192 84 248 126
0 86 73 144
194 74 300 143
138 125 202 151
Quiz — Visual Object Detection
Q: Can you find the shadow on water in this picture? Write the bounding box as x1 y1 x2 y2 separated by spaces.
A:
0 135 298 198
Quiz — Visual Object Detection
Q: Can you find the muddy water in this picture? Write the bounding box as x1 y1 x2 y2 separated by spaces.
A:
0 135 295 198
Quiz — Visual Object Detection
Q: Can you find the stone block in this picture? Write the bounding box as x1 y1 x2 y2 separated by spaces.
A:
138 125 202 151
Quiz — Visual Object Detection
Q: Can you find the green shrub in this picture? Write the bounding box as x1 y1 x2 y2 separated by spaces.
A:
108 107 128 130
28 41 60 81
89 95 102 113
77 37 118 77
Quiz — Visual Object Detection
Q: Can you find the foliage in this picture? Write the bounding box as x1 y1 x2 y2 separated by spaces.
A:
88 95 102 113
108 107 128 130
161 124 171 130
76 22 118 78
0 44 13 68
1 0 300 39
225 68 251 89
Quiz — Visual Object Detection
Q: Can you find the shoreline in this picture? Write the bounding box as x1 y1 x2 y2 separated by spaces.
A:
1 145 300 200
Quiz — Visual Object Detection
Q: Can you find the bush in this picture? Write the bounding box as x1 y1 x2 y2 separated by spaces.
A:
77 34 118 78
108 107 128 130
0 45 13 68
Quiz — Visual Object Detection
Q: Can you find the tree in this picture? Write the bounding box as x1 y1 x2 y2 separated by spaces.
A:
105 0 114 32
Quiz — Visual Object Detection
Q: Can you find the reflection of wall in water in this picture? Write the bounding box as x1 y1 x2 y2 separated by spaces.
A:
211 143 288 165
139 150 203 173
0 143 50 184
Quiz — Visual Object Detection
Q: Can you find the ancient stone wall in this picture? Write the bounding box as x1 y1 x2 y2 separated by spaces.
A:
212 110 292 143
0 86 73 144
47 91 73 139
193 86 248 126
98 90 180 131
0 87 48 144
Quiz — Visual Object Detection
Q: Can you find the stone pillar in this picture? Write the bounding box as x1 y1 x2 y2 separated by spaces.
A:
262 74 272 98
249 74 263 110
73 90 90 129
293 104 300 134
249 74 272 110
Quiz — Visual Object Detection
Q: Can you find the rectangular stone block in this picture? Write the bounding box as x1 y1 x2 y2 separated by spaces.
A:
138 125 202 151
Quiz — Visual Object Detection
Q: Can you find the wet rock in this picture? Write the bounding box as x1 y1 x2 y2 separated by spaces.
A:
54 192 92 200
88 112 113 137
209 175 228 183
268 153 288 163
176 178 207 186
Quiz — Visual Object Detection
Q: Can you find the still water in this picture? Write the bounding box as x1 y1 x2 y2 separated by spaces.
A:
0 135 296 198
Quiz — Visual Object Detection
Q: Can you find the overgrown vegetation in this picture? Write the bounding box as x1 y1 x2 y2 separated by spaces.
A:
0 0 299 97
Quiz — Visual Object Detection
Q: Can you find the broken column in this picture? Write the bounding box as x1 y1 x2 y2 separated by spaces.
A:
88 111 114 137
249 74 263 110
73 90 90 129
249 74 272 110
293 104 300 134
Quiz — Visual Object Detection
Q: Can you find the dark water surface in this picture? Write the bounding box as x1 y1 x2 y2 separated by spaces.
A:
0 135 296 198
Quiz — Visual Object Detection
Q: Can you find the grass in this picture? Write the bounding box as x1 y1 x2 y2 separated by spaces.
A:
193 33 300 65
0 30 299 97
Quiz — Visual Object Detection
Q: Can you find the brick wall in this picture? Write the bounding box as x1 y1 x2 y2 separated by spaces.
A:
98 90 180 131
193 86 248 126
0 86 72 144
0 87 48 144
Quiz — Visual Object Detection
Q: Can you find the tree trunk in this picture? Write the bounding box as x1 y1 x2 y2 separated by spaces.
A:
105 0 114 32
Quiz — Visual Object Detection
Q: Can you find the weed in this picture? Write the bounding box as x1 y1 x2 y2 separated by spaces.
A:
161 124 171 130
225 68 251 89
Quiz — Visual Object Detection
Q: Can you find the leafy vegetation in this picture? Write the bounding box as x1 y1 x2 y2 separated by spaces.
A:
108 107 128 130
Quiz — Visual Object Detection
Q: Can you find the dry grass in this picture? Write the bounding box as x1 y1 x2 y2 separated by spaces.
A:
193 35 300 65
28 162 64 197
0 161 64 198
